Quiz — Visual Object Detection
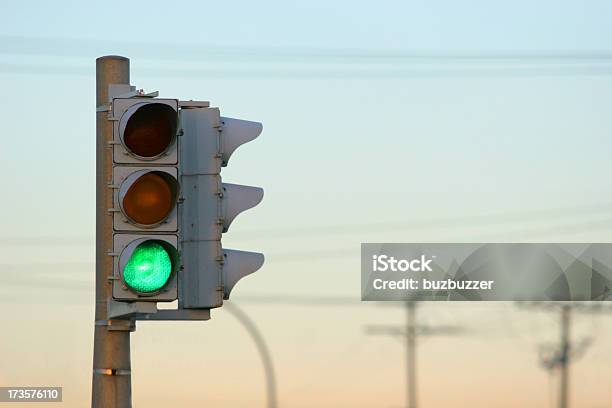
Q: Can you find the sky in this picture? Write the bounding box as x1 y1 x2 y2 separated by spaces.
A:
2 0 612 407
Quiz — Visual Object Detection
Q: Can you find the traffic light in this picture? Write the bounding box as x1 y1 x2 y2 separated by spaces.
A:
111 97 181 302
180 107 264 309
106 90 263 318
94 58 264 408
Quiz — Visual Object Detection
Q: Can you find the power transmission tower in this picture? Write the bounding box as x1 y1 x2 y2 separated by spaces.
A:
365 302 463 408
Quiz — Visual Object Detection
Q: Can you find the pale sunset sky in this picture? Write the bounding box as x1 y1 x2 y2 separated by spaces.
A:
1 1 612 407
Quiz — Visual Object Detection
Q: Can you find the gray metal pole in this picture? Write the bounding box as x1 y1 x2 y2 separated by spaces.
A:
559 305 570 408
92 56 132 408
406 302 417 408
225 303 278 408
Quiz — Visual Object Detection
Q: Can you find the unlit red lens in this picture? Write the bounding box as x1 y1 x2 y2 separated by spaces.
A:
122 172 177 225
123 103 177 158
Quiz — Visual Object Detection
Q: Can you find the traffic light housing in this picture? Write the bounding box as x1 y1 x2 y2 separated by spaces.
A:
106 90 263 319
111 97 180 303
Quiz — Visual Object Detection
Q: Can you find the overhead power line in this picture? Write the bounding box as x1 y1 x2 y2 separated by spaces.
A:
3 202 612 245
2 35 612 63
238 203 612 240
3 36 612 78
3 63 612 79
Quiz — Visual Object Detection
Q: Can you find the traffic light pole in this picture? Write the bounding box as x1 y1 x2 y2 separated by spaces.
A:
93 56 132 408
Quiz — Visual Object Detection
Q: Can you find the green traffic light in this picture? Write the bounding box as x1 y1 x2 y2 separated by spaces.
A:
123 241 172 293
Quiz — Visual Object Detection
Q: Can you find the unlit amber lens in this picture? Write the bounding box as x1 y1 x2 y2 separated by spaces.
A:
124 103 177 158
123 173 175 225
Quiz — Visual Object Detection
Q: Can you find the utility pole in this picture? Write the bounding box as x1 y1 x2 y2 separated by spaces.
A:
537 304 573 408
93 56 132 408
406 302 417 408
559 305 570 408
366 302 462 408
524 302 601 408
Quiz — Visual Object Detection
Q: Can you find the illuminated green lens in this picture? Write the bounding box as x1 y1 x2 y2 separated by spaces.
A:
123 241 172 293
